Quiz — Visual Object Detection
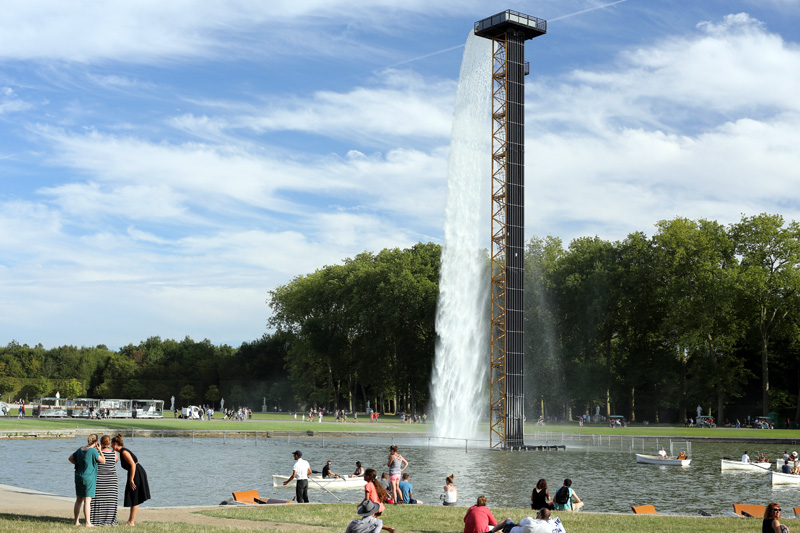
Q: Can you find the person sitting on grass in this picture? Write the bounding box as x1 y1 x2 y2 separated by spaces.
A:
397 472 422 504
345 500 395 533
464 496 497 533
553 479 583 512
490 508 567 533
763 502 788 533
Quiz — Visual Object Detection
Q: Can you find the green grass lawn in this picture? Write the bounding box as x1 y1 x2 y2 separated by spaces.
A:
2 413 798 439
0 505 769 533
202 503 762 533
0 412 429 433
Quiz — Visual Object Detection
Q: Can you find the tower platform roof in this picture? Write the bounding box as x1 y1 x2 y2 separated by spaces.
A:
474 10 547 40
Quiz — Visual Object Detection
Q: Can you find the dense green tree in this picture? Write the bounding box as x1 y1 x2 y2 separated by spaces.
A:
205 384 221 407
179 384 196 406
653 218 749 422
731 214 800 415
60 378 84 398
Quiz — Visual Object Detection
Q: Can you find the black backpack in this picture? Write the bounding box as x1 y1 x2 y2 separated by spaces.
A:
554 486 569 505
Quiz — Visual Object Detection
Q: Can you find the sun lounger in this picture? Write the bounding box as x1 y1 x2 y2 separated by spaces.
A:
631 505 657 515
231 490 288 505
732 504 765 518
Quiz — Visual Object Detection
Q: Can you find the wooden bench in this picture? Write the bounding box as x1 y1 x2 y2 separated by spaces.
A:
631 505 657 515
733 504 765 518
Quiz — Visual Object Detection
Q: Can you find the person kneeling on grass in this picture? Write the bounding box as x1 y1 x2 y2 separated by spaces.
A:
345 500 395 533
490 508 567 533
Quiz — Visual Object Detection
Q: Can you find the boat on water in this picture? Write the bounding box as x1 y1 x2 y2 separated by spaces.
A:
272 475 366 490
635 453 691 466
769 471 800 485
720 459 773 471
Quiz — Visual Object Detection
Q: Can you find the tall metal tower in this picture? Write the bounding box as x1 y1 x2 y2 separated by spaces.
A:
474 10 546 449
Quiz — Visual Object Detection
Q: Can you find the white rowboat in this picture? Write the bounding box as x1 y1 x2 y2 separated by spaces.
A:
272 474 366 490
720 459 773 471
635 453 691 466
769 471 800 485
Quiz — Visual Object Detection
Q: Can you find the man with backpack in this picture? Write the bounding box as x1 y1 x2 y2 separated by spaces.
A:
553 479 583 511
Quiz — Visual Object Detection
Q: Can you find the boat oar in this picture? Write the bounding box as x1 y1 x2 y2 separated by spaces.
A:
308 476 344 502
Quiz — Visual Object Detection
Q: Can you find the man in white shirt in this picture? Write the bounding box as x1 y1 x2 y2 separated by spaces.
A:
658 447 667 459
742 451 750 463
283 450 312 502
490 508 566 533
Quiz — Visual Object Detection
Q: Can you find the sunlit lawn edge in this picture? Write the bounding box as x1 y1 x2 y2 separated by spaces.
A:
201 503 763 533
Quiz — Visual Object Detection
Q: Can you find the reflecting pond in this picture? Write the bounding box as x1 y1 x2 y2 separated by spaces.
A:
1 434 798 515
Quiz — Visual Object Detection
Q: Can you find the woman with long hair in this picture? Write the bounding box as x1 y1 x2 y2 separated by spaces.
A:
68 433 106 526
363 468 387 513
443 474 457 506
530 478 554 510
763 502 789 533
90 435 118 526
111 433 151 526
387 445 408 505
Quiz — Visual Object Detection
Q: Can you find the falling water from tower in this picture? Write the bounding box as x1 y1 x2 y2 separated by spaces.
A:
431 32 492 443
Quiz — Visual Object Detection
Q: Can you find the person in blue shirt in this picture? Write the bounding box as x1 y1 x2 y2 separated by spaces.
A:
398 473 423 504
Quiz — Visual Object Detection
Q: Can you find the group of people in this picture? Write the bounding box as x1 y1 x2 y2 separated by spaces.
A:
68 433 151 527
398 412 426 424
775 451 800 475
657 446 687 460
529 478 583 513
463 495 567 533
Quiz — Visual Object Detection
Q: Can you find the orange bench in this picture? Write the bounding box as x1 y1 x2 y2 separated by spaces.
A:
733 504 765 518
231 490 289 505
631 505 657 515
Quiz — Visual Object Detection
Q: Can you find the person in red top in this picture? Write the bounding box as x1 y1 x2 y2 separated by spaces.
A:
464 496 497 533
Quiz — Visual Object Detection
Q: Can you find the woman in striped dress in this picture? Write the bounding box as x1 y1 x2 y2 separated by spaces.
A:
90 434 118 526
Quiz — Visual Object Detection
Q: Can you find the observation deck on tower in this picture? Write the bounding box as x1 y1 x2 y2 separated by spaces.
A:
474 10 547 40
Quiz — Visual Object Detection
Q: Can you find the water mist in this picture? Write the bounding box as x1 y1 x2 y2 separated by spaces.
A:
431 33 492 443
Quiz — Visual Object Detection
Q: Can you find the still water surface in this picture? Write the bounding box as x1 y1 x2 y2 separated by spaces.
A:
1 435 798 515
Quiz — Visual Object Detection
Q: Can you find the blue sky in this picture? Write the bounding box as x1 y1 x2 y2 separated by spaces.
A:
2 0 800 349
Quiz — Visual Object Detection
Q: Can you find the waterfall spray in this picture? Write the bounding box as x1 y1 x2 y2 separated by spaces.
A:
430 33 492 443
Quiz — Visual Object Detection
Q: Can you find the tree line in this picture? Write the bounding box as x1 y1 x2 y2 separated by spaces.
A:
525 213 800 424
2 213 799 424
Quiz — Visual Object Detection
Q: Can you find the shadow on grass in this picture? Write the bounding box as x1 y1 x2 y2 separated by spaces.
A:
0 513 73 524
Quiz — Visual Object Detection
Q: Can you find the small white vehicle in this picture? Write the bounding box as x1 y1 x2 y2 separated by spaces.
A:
181 405 202 419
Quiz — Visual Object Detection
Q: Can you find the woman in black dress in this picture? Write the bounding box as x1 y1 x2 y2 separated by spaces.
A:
111 433 151 526
530 478 554 510
763 502 789 533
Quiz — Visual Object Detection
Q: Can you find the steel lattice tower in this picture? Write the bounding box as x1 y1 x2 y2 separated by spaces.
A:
474 10 546 449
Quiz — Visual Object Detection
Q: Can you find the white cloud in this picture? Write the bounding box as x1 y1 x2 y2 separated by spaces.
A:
525 14 800 243
0 87 33 114
0 1 490 64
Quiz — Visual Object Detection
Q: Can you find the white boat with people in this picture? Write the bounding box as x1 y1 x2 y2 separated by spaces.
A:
635 453 691 466
769 471 800 485
272 474 366 490
720 459 773 471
